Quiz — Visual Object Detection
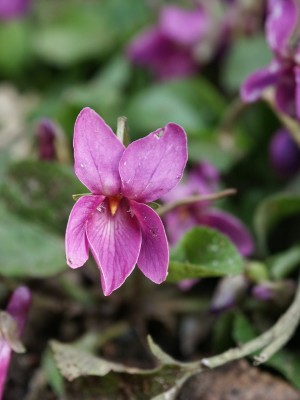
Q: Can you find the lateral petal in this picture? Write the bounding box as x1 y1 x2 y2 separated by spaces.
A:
74 108 125 195
86 199 142 296
131 201 169 284
241 62 281 103
120 123 188 203
65 195 104 269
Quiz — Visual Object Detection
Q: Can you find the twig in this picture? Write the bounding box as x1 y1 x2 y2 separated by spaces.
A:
201 273 300 369
156 188 237 217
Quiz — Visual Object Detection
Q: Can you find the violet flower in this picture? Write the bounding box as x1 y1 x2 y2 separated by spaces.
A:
0 0 31 20
163 162 254 257
65 108 187 296
269 128 300 178
241 0 300 119
127 5 208 80
0 286 31 400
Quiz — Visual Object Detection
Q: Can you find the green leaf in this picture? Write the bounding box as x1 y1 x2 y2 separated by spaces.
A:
63 56 131 126
168 227 243 282
42 349 65 397
0 202 65 278
254 193 300 253
33 0 148 66
126 78 226 137
0 21 30 75
51 338 197 399
233 313 256 344
1 160 84 234
223 34 272 92
267 246 300 280
267 350 300 390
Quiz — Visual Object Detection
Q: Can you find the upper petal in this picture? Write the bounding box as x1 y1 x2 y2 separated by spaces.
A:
86 199 142 296
266 0 298 56
160 5 208 46
74 108 125 196
199 209 254 257
130 201 169 284
119 123 188 203
241 62 282 103
65 195 105 269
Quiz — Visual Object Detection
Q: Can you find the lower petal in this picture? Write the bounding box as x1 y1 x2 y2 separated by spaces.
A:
240 62 281 103
65 195 105 269
86 199 142 296
130 201 169 284
199 209 254 257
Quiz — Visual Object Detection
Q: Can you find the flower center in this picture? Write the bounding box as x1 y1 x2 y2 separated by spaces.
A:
108 195 122 216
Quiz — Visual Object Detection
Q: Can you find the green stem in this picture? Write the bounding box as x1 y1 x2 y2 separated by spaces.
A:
201 273 300 368
116 116 128 145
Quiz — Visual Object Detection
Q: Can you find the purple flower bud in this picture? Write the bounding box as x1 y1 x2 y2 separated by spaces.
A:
210 275 248 312
0 0 31 21
252 280 295 304
37 119 57 161
0 287 31 400
269 128 300 178
252 283 273 301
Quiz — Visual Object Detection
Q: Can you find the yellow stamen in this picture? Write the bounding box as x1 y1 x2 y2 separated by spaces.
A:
108 196 122 216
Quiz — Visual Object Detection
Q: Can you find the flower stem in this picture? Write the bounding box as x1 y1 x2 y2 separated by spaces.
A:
116 116 128 145
200 273 300 369
156 188 237 217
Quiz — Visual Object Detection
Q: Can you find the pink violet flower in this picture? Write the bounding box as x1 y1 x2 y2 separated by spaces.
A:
65 108 188 296
162 162 254 256
127 5 208 80
0 286 31 400
0 0 31 20
241 0 300 119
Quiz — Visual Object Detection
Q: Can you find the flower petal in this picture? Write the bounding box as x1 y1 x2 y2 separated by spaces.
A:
127 27 197 80
66 195 105 269
199 209 254 257
266 0 298 56
130 201 168 284
160 5 208 46
74 108 125 195
240 62 282 103
120 123 188 203
86 199 142 296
